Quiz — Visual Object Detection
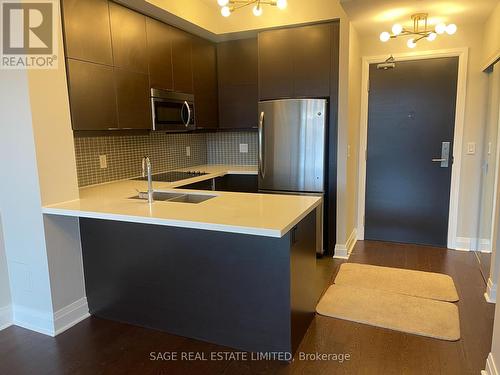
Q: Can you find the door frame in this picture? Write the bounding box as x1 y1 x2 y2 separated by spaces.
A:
356 47 469 249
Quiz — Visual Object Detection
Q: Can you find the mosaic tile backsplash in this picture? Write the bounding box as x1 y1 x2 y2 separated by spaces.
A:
74 131 258 187
207 132 258 165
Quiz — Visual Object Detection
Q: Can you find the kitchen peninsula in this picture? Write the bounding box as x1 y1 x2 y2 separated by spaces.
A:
43 165 322 355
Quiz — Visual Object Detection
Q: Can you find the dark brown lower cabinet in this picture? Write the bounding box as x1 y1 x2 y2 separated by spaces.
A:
178 175 258 193
79 210 316 355
114 69 152 130
66 59 118 130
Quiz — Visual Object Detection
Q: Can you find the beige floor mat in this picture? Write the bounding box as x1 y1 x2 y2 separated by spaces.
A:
334 263 459 302
316 284 460 341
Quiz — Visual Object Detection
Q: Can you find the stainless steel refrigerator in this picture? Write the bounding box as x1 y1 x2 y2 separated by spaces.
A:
258 98 327 253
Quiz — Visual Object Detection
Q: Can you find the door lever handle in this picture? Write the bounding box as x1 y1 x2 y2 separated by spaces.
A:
432 158 447 162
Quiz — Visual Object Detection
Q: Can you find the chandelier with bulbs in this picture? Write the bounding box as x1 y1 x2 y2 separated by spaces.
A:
217 0 287 17
379 13 457 48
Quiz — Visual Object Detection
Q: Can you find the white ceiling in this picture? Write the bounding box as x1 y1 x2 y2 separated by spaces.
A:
340 0 499 36
121 0 346 39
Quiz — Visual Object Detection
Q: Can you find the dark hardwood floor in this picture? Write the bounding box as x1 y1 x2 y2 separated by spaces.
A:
0 241 494 375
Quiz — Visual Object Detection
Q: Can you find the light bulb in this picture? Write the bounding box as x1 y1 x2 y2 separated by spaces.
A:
435 23 446 34
426 32 437 41
276 0 287 9
221 6 231 17
379 31 390 42
391 24 403 35
253 5 263 16
217 0 229 6
407 38 416 48
446 23 457 35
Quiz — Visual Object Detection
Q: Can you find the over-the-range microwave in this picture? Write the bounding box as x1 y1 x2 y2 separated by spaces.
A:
151 88 195 132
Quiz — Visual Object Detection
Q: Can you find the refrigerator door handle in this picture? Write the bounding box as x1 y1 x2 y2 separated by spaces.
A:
258 111 265 178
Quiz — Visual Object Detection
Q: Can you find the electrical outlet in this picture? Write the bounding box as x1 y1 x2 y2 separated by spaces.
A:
347 144 351 158
467 142 476 155
186 146 191 157
239 143 248 153
488 142 492 155
99 155 107 169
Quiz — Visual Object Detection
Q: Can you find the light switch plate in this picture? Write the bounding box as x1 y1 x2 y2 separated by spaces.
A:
99 155 107 169
239 143 248 153
467 142 476 155
186 146 191 157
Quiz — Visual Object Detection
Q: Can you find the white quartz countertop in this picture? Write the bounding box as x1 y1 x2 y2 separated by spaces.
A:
42 165 322 238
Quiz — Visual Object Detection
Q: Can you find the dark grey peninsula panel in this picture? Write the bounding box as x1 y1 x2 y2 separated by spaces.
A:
79 211 317 355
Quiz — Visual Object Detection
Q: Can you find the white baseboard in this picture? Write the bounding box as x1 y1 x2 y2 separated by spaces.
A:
486 278 497 304
333 228 357 259
479 239 492 252
0 304 13 331
454 237 472 251
485 352 499 375
13 305 55 336
54 297 89 336
12 297 89 337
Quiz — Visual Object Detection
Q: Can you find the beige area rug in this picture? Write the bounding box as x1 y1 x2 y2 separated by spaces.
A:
334 263 459 302
316 284 460 341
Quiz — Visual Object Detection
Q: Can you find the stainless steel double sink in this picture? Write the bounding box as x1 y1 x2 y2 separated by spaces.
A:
130 191 216 204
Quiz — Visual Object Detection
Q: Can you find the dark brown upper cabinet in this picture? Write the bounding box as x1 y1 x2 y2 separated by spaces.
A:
192 37 218 129
293 24 331 97
67 59 118 130
217 38 258 129
258 28 294 100
115 69 152 129
171 28 193 93
146 18 173 91
258 23 332 99
62 0 113 65
109 3 148 73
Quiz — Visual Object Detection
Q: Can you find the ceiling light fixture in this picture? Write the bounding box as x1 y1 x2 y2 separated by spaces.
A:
379 13 457 48
218 0 287 17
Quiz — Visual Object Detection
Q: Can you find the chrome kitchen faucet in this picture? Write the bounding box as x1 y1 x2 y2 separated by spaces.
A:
142 156 154 203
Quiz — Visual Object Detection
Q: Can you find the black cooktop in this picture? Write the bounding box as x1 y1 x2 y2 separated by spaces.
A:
134 171 208 182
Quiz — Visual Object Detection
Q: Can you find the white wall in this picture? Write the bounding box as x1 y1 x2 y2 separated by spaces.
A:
347 23 362 247
0 0 87 335
358 22 489 244
0 69 55 334
334 21 362 256
27 8 87 319
0 215 12 329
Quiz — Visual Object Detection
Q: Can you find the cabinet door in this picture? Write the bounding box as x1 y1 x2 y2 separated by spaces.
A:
217 38 258 129
215 175 258 193
171 28 193 93
293 24 331 97
115 69 152 129
192 38 218 129
258 28 294 100
62 0 113 65
109 3 148 73
146 18 173 90
67 59 118 130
